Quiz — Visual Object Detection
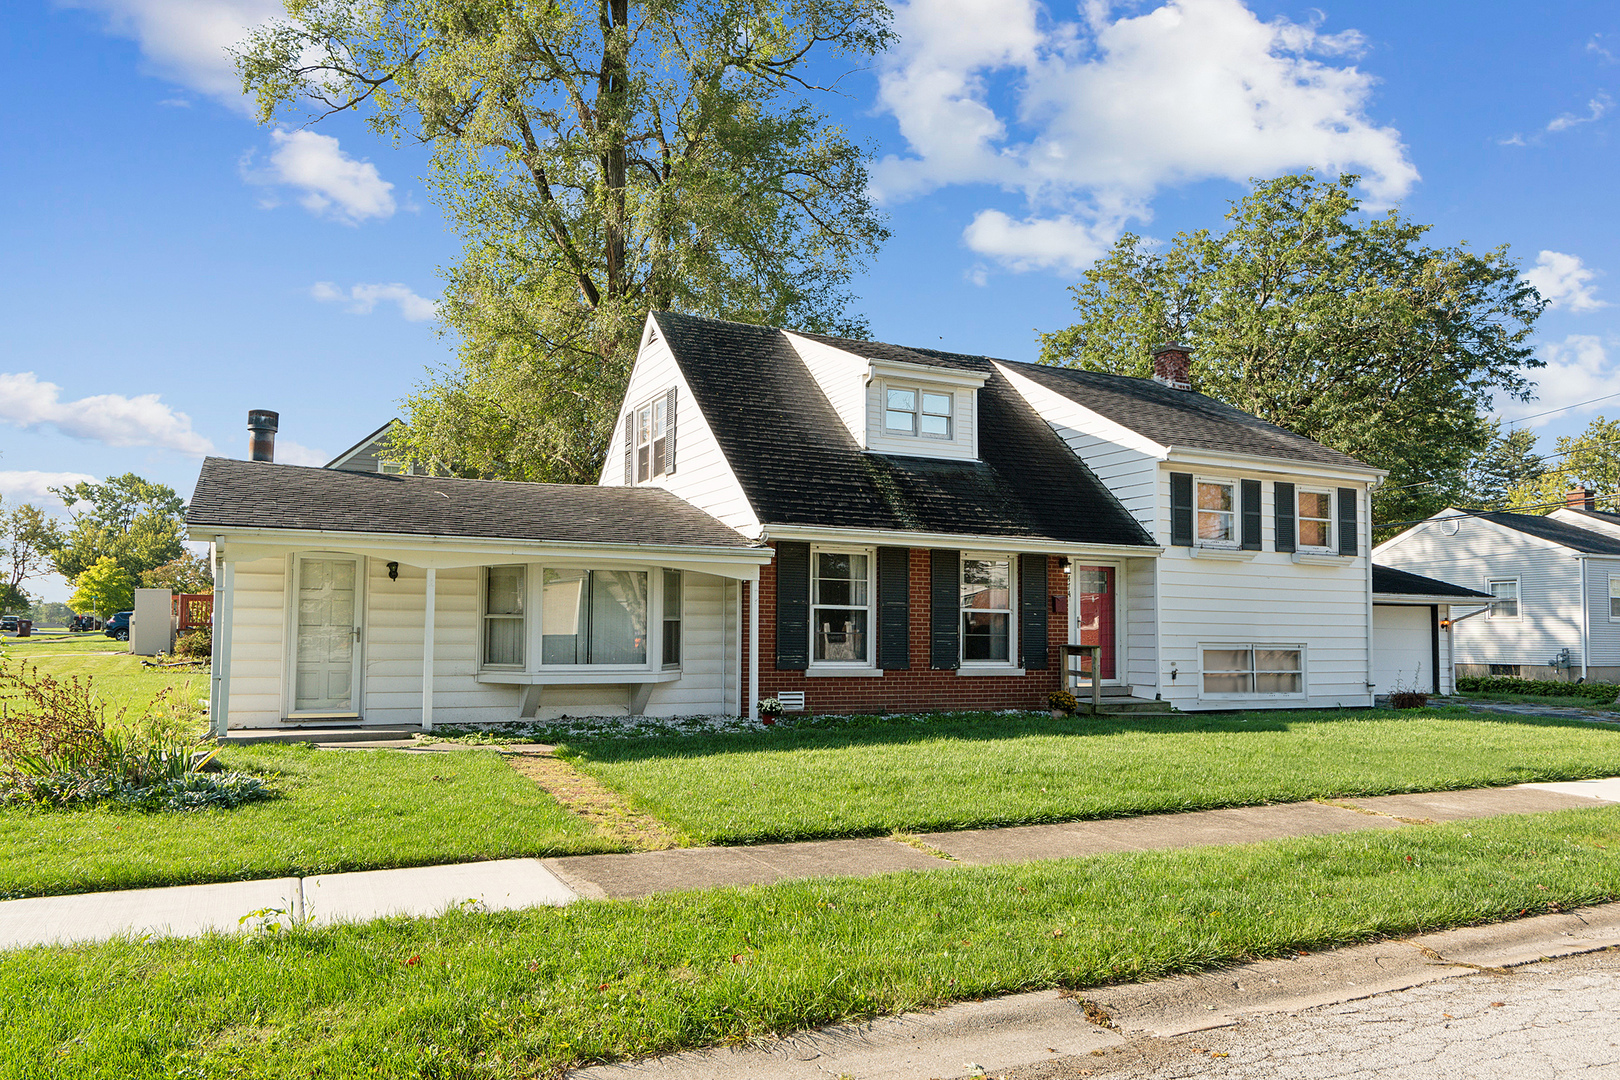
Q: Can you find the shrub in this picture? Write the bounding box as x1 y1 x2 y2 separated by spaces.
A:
0 659 267 811
1389 690 1430 709
1047 688 1078 713
174 626 212 659
1455 675 1620 702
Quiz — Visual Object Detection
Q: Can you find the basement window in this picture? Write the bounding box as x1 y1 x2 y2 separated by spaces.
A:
1201 646 1304 697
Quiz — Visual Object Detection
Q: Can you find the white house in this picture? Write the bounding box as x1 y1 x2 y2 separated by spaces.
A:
1375 495 1620 683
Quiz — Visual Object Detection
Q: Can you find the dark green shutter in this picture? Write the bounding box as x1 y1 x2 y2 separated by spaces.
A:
775 541 810 670
1170 472 1194 546
1338 488 1359 556
877 547 910 670
1275 482 1296 553
930 549 960 670
1019 554 1049 670
664 387 677 475
1241 479 1262 551
622 414 633 485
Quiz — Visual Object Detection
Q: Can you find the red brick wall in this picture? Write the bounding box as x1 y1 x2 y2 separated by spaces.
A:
742 544 1067 714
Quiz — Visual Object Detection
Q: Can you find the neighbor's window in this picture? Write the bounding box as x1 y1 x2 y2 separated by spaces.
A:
1196 479 1236 545
1297 488 1334 550
1202 647 1303 696
812 550 871 664
1487 579 1519 620
1610 575 1620 621
884 387 953 438
634 396 669 483
961 556 1013 663
541 569 649 665
483 566 525 668
662 569 682 667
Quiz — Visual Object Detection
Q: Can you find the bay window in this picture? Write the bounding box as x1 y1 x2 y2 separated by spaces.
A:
813 549 871 664
961 555 1013 663
540 568 649 666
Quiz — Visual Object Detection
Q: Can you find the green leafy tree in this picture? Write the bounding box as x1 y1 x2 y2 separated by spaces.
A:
47 475 187 582
25 601 74 627
140 551 214 594
1498 416 1620 514
1466 421 1545 509
0 501 64 614
68 557 136 619
239 0 891 483
1038 174 1544 536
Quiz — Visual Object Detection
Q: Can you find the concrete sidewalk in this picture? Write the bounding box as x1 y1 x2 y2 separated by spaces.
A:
4 778 1617 950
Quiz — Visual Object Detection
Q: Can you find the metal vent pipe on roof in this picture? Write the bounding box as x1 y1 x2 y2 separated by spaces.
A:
248 410 279 462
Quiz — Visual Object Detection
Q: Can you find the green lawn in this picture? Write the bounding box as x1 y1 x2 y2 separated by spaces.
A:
0 744 622 899
1457 691 1618 711
562 709 1620 844
2 806 1616 1080
0 641 209 729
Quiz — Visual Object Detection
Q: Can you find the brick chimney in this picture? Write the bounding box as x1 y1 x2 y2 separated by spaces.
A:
1567 487 1595 511
248 410 279 462
1151 343 1193 391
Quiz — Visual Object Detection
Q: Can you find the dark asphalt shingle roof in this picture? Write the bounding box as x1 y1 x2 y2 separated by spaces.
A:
1372 563 1490 599
1002 362 1370 470
655 313 1156 547
187 457 759 549
1469 510 1620 556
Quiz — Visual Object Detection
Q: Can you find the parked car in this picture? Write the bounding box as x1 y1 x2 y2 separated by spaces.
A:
0 615 17 634
70 614 98 632
104 611 134 641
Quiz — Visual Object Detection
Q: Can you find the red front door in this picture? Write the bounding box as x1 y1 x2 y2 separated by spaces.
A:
1073 565 1116 681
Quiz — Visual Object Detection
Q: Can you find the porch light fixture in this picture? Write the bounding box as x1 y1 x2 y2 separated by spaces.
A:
387 561 399 581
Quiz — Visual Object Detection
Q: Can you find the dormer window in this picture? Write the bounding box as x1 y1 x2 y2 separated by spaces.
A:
885 388 953 439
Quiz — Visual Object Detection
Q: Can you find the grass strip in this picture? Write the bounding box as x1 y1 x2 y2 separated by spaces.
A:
0 745 622 899
563 709 1620 844
2 806 1617 1079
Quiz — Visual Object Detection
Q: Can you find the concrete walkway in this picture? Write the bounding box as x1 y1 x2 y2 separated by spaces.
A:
3 778 1618 950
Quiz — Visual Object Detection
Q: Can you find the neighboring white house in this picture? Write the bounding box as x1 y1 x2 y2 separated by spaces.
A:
1374 496 1620 682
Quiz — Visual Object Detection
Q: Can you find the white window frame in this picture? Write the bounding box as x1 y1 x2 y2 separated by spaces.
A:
810 545 875 668
481 565 526 670
1194 476 1239 549
662 568 682 668
1608 574 1620 622
1487 578 1520 621
960 552 1018 668
1295 486 1336 552
1198 643 1307 699
632 394 670 484
479 562 673 674
882 384 954 440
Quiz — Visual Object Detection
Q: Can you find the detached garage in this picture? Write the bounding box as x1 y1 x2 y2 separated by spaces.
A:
1372 564 1491 696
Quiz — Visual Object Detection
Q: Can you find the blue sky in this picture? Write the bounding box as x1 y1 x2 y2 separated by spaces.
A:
2 0 1617 602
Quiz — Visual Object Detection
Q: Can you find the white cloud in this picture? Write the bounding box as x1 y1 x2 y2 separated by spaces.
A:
873 0 1417 273
1526 250 1607 313
311 281 438 322
0 373 214 456
1499 335 1616 428
1547 92 1612 133
275 440 330 467
0 471 98 509
244 130 397 224
59 0 284 108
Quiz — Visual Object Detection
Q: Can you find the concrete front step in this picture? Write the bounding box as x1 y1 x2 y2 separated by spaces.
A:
222 725 423 746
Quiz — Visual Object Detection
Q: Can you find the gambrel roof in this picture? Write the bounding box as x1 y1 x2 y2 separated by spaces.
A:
653 312 1156 548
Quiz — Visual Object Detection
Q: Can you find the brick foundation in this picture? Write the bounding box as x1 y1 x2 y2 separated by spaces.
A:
742 545 1067 714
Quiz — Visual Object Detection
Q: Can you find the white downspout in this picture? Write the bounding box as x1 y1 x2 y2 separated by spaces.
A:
1364 487 1375 704
211 545 234 739
748 578 760 721
422 566 436 732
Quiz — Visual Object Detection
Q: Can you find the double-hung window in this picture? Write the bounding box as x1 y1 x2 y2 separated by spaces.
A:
961 555 1013 663
1487 579 1519 620
483 566 525 667
1202 646 1303 696
884 387 953 439
634 396 669 482
1196 478 1237 546
1296 488 1335 550
812 550 871 664
662 570 682 666
1610 575 1620 621
541 569 649 665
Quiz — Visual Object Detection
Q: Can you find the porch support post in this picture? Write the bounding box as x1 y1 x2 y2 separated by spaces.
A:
748 578 760 722
422 566 436 733
210 552 234 739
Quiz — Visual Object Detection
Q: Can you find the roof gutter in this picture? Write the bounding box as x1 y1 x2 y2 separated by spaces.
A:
760 523 1163 557
188 523 773 563
1162 445 1387 481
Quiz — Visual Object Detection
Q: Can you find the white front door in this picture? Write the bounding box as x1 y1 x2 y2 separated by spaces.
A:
293 556 361 715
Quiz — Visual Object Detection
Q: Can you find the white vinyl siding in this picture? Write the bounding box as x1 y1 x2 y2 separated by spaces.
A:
221 556 289 727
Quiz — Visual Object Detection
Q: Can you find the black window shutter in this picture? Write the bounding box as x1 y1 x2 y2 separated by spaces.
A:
1275 482 1296 553
877 547 910 670
1338 488 1359 556
664 386 678 475
930 549 960 670
1170 472 1194 546
775 542 810 670
1019 554 1049 670
1241 479 1262 551
622 414 634 485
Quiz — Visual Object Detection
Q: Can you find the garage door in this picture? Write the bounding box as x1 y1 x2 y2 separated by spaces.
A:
1373 605 1433 695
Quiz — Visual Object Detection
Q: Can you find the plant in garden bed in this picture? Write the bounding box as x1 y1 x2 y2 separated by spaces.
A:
0 659 265 811
1047 689 1078 717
